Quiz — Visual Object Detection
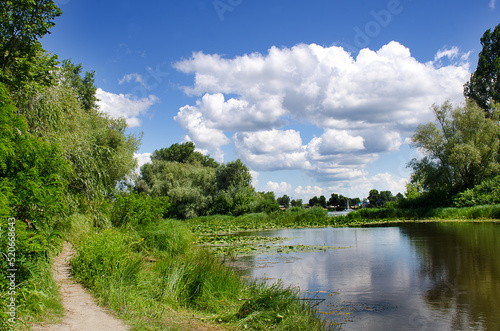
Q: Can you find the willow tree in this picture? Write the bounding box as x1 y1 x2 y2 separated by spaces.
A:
408 100 500 200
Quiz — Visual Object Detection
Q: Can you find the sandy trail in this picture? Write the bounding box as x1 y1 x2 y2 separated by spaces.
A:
32 241 129 331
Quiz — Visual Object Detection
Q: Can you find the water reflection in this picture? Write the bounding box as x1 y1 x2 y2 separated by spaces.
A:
401 223 500 330
234 223 500 330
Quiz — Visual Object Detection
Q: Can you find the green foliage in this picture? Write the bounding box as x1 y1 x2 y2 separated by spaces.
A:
136 219 194 255
308 196 324 208
408 100 500 203
276 195 290 208
110 192 170 227
69 220 326 330
228 281 324 330
15 64 140 221
60 59 97 111
139 144 256 218
70 228 143 290
0 83 69 250
187 208 329 235
151 141 218 167
0 0 62 90
454 175 500 207
464 23 500 113
252 191 280 214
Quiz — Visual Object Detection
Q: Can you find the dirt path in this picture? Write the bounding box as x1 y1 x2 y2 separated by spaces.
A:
32 241 130 331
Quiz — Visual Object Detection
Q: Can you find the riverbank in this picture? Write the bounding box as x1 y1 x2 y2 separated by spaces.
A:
49 215 328 331
185 204 500 236
18 205 500 331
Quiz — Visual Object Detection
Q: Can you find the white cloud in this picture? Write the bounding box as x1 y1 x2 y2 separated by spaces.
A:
119 73 145 86
490 0 496 9
294 185 324 200
317 129 365 154
435 46 460 61
174 104 230 149
370 172 408 195
174 41 470 192
96 88 159 127
133 152 152 174
264 181 293 196
234 130 311 171
250 170 259 188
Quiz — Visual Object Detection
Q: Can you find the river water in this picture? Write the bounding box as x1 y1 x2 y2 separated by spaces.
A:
235 222 500 330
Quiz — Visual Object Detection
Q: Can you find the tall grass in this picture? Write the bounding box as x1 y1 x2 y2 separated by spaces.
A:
69 218 328 330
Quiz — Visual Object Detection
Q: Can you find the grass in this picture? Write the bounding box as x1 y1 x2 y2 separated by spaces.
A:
0 252 64 331
67 218 329 330
18 204 500 331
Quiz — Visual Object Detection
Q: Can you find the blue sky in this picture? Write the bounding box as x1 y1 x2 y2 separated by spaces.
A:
42 0 499 201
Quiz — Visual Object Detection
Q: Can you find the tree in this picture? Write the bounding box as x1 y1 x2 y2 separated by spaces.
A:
327 193 340 208
151 141 218 167
408 100 500 200
368 189 380 207
61 59 97 111
0 0 62 90
277 195 290 208
309 196 326 208
253 191 280 214
464 23 500 114
139 143 255 218
291 199 303 208
308 196 320 207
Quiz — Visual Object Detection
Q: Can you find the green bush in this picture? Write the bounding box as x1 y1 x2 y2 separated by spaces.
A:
454 176 500 207
110 192 170 226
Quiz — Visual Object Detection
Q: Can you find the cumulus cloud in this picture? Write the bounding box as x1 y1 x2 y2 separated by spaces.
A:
133 152 152 175
96 88 159 127
264 181 293 196
250 170 259 188
294 185 324 199
234 130 311 171
174 41 470 190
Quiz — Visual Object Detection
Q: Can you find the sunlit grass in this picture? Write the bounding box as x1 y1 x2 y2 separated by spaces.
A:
68 218 329 330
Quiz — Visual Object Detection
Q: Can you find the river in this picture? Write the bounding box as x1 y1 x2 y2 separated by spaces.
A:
235 222 500 330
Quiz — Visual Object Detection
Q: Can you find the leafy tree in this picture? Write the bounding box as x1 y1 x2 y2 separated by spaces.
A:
290 199 303 208
408 100 500 201
349 197 361 207
140 143 258 218
138 159 216 218
253 191 280 214
308 196 319 207
277 195 290 208
151 141 218 167
308 195 326 208
327 193 341 208
379 191 394 204
319 195 327 208
61 59 97 111
368 189 380 207
0 0 61 90
464 23 500 113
